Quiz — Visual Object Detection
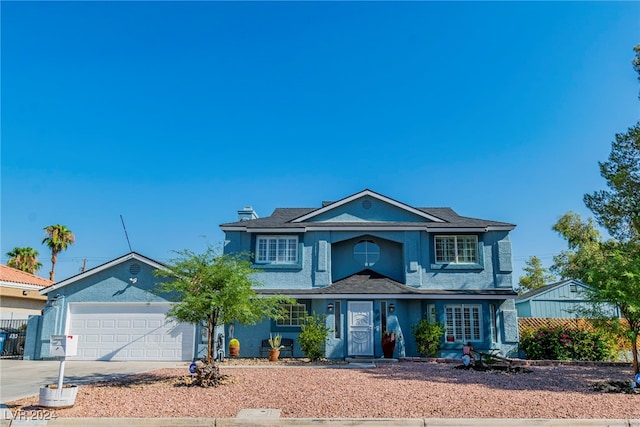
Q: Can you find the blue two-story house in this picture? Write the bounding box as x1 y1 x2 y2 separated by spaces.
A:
221 189 519 359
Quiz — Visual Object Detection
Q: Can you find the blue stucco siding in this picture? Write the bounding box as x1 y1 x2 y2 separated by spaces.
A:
60 261 171 304
234 229 513 291
221 191 517 359
30 258 183 360
331 235 404 283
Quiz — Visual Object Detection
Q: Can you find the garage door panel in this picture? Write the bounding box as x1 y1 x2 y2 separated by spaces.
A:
69 303 194 361
84 335 99 343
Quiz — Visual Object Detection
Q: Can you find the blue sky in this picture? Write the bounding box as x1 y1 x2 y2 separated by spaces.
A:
2 1 639 283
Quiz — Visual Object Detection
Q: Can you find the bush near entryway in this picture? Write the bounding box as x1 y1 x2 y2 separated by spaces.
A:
519 325 616 361
298 313 331 361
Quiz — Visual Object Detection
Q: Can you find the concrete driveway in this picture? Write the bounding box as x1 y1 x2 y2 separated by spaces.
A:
0 359 186 403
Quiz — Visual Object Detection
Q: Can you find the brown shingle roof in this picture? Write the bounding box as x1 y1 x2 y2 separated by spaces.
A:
0 265 53 287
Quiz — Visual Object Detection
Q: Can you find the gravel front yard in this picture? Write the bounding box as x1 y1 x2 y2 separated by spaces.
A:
7 360 640 419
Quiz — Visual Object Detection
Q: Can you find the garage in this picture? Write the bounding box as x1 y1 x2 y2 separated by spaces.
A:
68 303 195 361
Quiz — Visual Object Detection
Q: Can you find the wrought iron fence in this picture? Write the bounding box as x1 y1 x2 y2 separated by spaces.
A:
0 319 29 358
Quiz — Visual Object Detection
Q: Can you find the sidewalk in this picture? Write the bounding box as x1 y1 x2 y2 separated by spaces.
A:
2 416 639 426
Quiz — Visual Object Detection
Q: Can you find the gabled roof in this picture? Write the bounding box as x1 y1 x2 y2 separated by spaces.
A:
0 265 53 288
516 279 587 302
220 189 515 232
255 269 517 299
292 189 445 223
40 252 166 295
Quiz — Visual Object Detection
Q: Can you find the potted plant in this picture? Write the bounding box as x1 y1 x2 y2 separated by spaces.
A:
228 338 240 357
267 333 285 361
381 331 396 358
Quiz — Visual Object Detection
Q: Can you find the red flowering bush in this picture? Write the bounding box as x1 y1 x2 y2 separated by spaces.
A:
520 325 616 361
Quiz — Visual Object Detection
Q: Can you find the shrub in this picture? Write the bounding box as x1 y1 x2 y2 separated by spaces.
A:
298 313 331 361
411 318 445 357
519 325 616 361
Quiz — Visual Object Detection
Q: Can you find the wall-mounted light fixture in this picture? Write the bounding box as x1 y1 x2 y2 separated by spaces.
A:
389 303 395 313
327 303 334 313
22 290 29 296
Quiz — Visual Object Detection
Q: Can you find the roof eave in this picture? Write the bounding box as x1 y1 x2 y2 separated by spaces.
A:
40 252 167 295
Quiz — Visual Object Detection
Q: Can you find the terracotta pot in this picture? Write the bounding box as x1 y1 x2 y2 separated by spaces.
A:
229 346 239 357
268 349 280 362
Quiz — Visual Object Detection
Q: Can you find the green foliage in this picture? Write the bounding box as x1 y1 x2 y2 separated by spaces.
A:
520 325 616 361
583 122 640 242
517 256 556 294
6 247 42 274
154 245 293 363
42 224 75 281
411 318 445 357
268 333 284 350
552 212 640 374
298 313 331 361
228 338 239 348
552 45 640 375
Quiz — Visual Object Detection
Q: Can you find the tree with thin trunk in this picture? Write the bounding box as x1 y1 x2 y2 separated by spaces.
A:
154 245 293 386
517 255 555 294
6 247 42 274
553 212 640 375
552 45 640 375
42 224 75 281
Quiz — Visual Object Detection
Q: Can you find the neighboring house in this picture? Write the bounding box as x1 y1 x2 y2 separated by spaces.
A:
23 252 198 361
0 265 51 321
220 189 519 358
516 279 620 319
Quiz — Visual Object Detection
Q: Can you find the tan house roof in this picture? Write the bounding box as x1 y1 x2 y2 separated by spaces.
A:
0 265 53 287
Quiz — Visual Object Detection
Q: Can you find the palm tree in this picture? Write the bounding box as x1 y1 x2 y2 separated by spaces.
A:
6 247 42 274
42 224 75 281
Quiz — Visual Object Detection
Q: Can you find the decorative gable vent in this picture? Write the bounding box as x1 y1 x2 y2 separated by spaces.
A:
129 263 141 275
362 199 372 210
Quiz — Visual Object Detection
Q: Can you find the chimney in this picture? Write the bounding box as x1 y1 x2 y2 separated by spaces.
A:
237 206 258 221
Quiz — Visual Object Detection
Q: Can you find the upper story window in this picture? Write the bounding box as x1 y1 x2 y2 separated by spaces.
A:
256 236 298 264
435 235 478 264
353 240 380 267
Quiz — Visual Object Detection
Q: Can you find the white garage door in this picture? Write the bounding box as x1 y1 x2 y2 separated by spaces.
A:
68 303 194 361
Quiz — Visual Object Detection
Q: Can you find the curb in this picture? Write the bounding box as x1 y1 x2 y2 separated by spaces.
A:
2 418 639 427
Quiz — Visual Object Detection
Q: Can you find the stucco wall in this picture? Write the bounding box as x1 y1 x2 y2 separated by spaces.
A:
227 229 513 291
33 259 178 359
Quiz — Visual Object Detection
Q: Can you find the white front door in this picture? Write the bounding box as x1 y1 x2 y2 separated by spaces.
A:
347 301 374 356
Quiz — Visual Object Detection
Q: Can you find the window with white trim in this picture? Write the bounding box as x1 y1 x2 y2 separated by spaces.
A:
445 304 482 342
256 236 298 264
435 235 478 264
276 303 307 327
